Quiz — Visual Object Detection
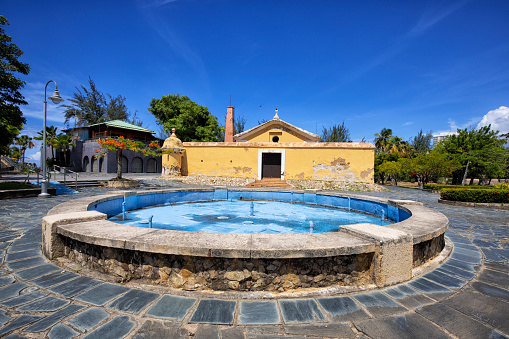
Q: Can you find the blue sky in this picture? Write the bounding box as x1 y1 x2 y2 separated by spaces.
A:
3 0 509 164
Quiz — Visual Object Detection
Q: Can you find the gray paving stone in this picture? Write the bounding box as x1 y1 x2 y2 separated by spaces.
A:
0 290 48 307
0 281 29 301
278 299 325 323
67 307 109 332
284 323 355 338
29 270 78 288
453 246 482 258
485 262 509 274
49 276 102 297
14 263 61 280
189 299 237 324
443 289 509 334
317 296 370 321
133 320 189 339
477 268 509 289
471 281 509 302
146 295 196 320
246 334 317 339
83 315 135 339
354 313 450 339
221 327 246 339
6 256 46 271
4 334 30 339
408 278 454 300
437 264 476 280
0 315 43 337
16 295 69 312
48 324 80 339
482 248 509 262
238 300 280 325
107 288 159 314
417 303 507 339
0 309 11 326
194 325 219 339
422 270 467 289
26 304 86 332
74 282 129 306
454 242 481 252
353 291 407 317
0 275 15 287
382 285 435 309
10 237 41 246
4 249 41 262
450 251 482 265
445 258 479 272
244 325 284 335
7 242 40 253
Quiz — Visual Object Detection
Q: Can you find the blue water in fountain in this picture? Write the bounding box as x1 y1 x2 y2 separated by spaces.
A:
111 200 393 234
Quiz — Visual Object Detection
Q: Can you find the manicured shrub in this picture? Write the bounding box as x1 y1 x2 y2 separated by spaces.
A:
441 188 509 203
425 184 494 191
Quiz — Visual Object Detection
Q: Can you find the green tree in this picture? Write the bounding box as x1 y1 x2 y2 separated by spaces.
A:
374 128 393 154
320 122 351 142
378 160 402 186
0 16 30 158
435 125 507 185
53 134 74 167
374 153 399 184
399 152 462 189
14 134 35 170
62 77 132 126
34 125 58 164
149 94 222 142
410 129 433 155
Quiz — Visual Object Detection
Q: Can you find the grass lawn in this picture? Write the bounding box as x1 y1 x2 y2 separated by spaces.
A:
0 181 35 190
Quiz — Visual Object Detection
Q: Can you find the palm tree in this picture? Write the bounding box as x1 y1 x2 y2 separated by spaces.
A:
374 128 393 154
14 135 35 170
34 126 58 164
54 134 74 166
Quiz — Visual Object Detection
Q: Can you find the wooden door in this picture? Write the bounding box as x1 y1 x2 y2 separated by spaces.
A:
262 153 281 178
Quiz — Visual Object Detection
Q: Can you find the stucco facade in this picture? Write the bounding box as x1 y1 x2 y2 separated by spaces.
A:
162 111 375 183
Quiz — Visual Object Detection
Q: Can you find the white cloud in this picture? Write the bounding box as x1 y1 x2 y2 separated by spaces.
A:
30 151 41 161
477 106 509 134
403 121 414 126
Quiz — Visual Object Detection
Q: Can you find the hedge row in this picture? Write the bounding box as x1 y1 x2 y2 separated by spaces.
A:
424 184 494 191
441 188 509 203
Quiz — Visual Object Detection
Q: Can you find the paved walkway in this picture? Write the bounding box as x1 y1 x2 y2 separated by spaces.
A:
0 182 508 338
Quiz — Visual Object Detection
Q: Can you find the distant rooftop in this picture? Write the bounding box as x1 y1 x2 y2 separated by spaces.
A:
87 120 155 134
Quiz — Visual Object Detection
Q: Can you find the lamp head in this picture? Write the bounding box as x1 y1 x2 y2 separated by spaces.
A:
48 89 64 104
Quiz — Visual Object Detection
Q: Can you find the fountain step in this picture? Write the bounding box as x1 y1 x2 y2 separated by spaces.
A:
246 178 294 188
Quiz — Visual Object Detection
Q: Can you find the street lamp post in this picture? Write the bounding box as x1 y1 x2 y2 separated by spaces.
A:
39 80 64 198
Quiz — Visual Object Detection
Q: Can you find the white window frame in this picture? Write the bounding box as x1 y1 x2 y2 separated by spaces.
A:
258 149 285 180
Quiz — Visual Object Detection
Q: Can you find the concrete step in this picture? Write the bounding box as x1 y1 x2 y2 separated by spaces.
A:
57 180 104 188
247 178 294 189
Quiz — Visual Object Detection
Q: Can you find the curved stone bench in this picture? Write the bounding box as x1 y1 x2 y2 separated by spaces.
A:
42 188 449 292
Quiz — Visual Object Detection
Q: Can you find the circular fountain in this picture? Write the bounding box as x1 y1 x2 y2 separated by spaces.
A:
42 188 448 293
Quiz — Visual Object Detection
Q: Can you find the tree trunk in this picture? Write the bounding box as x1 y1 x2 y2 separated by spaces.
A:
116 149 122 179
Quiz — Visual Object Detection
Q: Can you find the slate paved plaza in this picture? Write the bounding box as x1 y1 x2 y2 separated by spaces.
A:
1 178 508 338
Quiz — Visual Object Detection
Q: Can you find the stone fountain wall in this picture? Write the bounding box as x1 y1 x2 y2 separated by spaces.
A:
62 237 374 292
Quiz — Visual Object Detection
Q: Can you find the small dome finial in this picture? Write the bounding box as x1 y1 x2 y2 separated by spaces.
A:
274 108 279 120
171 128 176 137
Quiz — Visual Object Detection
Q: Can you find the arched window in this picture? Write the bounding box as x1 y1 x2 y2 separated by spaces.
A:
146 158 157 173
91 156 98 172
83 156 90 172
121 156 128 173
131 157 143 173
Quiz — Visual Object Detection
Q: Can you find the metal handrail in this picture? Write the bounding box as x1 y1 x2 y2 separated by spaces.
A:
52 165 79 191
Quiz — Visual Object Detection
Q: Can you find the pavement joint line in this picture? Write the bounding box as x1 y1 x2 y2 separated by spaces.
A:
0 178 508 337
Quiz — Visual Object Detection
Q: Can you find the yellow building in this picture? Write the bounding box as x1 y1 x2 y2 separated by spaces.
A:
162 109 374 183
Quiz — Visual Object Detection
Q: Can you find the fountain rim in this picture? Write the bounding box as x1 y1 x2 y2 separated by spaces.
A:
43 187 449 260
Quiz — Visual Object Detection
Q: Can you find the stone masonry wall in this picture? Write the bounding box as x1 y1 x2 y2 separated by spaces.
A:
62 237 375 292
413 234 445 268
